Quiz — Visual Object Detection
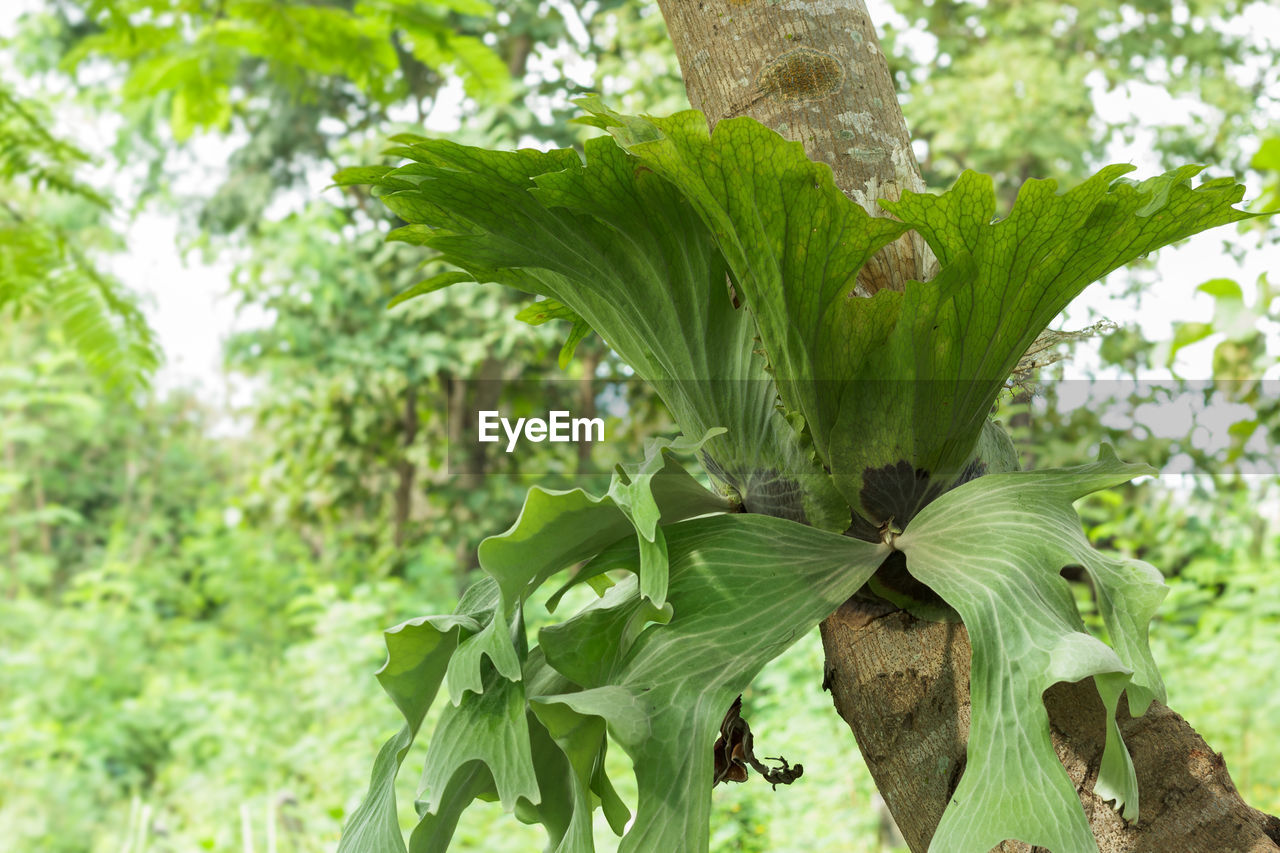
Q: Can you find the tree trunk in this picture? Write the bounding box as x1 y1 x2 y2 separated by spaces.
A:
652 1 1280 850
443 357 505 590
575 345 600 474
393 385 419 549
5 437 18 599
657 0 934 295
821 595 1280 852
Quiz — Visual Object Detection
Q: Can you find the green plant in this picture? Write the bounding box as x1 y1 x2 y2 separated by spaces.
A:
336 100 1262 853
0 83 157 389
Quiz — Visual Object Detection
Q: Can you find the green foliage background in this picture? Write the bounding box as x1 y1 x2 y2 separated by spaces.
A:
0 0 1277 850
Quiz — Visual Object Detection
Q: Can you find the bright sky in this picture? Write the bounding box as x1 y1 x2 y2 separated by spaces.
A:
2 1 1278 408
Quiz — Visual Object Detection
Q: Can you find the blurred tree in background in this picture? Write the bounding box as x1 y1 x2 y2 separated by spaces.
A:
882 0 1277 190
0 0 1277 849
1 82 156 387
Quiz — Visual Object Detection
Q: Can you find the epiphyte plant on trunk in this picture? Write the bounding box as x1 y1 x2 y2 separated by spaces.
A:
333 97 1262 853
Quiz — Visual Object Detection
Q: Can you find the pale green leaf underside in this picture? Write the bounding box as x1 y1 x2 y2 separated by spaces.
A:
476 431 729 619
536 514 889 852
436 434 729 795
897 447 1167 853
341 480 888 852
335 608 482 853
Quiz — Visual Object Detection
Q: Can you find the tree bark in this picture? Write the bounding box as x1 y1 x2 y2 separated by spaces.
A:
5 437 19 599
652 1 1280 850
657 0 934 295
575 345 600 474
821 596 1280 852
392 385 419 550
